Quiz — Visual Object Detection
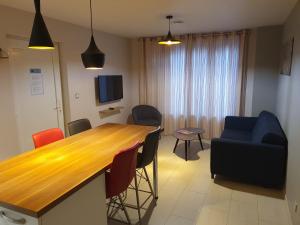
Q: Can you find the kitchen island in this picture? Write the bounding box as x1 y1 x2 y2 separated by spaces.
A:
0 123 155 225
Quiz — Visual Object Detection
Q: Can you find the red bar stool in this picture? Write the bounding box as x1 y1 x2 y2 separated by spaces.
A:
106 142 141 225
32 128 64 148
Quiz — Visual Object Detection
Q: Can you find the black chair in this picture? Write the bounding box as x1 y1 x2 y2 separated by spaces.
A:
132 105 162 127
68 119 92 136
130 127 160 223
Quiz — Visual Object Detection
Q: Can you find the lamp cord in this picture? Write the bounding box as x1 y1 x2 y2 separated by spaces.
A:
90 0 94 36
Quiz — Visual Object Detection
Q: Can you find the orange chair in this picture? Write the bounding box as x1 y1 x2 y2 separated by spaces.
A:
32 128 64 148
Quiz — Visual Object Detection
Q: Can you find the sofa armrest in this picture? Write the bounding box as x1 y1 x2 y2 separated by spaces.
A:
224 116 257 131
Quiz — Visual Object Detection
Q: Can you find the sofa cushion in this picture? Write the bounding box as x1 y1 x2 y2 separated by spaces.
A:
221 129 252 141
252 111 286 145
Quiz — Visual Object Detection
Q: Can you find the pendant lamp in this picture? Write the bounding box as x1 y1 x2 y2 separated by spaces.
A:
158 15 181 46
28 0 54 50
81 0 105 70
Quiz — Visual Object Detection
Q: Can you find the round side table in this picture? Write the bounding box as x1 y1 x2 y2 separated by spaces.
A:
173 128 205 161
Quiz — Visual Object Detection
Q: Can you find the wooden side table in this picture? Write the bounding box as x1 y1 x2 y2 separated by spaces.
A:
173 128 205 161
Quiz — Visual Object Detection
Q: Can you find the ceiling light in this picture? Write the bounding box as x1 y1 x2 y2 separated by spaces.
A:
158 15 181 46
28 0 55 50
81 0 105 70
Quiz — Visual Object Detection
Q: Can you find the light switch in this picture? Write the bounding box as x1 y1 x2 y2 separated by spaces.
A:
75 92 80 99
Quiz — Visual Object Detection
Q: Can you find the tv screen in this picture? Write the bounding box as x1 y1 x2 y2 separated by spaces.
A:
98 75 123 103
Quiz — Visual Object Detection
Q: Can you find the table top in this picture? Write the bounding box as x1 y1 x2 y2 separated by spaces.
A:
0 123 155 217
174 127 205 141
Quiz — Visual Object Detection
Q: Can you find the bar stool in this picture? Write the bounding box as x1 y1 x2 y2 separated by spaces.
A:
129 127 160 224
32 128 64 148
106 142 141 225
67 118 92 136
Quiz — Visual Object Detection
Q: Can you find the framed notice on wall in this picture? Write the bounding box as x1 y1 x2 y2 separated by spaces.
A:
280 38 294 76
30 68 44 95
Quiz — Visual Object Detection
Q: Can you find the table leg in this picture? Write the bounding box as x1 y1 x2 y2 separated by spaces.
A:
173 138 179 153
185 141 188 161
198 134 204 150
153 151 158 199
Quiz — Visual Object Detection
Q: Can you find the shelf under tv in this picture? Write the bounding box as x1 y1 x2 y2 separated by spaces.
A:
99 106 124 118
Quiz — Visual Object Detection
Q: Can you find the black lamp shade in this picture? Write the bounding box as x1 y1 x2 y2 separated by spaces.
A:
28 0 54 49
81 35 105 69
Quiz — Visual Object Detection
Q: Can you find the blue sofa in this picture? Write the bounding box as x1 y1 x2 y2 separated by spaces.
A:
211 111 287 188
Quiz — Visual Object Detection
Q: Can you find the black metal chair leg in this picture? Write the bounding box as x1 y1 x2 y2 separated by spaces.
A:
143 167 155 199
198 134 204 150
173 138 179 153
118 194 131 225
185 141 188 161
134 175 142 224
107 198 112 215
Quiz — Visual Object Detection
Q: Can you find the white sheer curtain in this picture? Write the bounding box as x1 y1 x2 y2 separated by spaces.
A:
138 31 247 139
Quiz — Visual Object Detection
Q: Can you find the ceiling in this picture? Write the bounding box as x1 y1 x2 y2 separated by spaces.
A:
0 0 297 38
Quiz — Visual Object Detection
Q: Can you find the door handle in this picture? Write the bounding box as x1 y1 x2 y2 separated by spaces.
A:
0 211 26 224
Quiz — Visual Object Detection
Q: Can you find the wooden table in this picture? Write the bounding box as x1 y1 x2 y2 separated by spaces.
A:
0 123 156 225
173 128 205 161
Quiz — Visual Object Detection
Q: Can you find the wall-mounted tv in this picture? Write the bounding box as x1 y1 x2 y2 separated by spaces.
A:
98 75 123 103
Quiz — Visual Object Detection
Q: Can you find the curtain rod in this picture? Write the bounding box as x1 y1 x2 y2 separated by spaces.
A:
140 29 250 41
185 29 249 37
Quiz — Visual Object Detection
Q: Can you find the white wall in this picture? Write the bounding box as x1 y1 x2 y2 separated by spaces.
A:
130 39 141 107
244 30 257 116
276 2 300 224
0 58 20 159
0 5 134 160
247 26 283 116
276 75 291 130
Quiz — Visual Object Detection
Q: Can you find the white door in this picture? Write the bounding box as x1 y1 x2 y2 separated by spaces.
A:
8 38 64 152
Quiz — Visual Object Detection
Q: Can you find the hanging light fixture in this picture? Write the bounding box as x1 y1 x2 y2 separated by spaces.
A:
28 0 54 50
81 0 105 70
158 15 181 46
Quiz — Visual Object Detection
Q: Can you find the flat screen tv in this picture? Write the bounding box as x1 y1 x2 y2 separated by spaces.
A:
98 75 123 103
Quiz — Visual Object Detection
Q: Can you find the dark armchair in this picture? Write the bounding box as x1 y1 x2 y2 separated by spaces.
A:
132 105 162 127
211 111 287 188
68 119 92 136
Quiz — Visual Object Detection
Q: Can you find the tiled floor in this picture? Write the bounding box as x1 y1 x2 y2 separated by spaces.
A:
108 136 292 225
